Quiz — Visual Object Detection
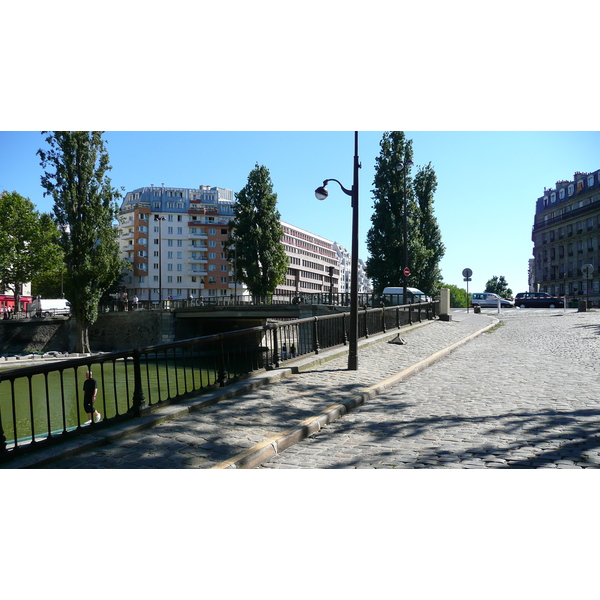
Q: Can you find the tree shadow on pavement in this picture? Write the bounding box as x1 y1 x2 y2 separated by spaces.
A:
298 400 600 468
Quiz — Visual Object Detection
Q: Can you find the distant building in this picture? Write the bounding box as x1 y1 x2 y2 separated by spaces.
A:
531 169 600 300
277 222 339 299
333 242 371 295
117 184 369 303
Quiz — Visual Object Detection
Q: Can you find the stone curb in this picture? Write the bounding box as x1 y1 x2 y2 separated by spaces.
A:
212 316 498 469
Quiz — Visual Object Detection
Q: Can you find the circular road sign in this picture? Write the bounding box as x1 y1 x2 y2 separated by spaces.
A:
582 264 594 277
462 268 473 278
403 267 411 277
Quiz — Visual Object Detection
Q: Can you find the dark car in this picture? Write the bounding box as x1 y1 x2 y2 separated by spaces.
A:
514 292 564 308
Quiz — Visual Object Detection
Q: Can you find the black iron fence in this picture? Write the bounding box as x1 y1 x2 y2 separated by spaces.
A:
101 292 430 312
0 301 437 463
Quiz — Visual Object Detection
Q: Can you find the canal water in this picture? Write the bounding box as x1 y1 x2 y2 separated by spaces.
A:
0 359 217 445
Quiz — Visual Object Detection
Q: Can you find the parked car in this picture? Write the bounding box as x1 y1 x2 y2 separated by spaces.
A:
381 287 432 305
514 292 564 308
471 292 514 308
29 297 71 317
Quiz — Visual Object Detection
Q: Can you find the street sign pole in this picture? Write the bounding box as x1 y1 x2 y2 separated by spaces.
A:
462 268 473 314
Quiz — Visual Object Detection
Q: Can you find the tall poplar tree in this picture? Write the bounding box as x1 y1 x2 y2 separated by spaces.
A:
38 132 123 353
366 131 417 293
412 163 445 294
224 163 288 297
366 131 444 296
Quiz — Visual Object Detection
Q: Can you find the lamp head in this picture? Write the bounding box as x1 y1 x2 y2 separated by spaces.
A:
315 182 329 201
396 159 413 171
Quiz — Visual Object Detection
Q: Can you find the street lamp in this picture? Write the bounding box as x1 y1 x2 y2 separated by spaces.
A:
154 215 166 307
315 131 360 370
396 159 413 304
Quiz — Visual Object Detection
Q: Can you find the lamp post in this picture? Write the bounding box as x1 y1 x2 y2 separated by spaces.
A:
154 215 166 307
315 131 360 370
396 159 413 303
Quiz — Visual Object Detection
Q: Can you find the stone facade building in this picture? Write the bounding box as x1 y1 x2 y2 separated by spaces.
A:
532 169 600 300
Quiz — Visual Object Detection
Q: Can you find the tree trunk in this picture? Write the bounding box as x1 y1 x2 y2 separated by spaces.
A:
74 319 91 353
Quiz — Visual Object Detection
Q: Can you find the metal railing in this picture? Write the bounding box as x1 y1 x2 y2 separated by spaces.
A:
0 300 437 462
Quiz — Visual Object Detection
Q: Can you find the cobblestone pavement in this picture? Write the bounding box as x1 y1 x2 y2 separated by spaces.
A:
261 308 600 468
38 311 491 469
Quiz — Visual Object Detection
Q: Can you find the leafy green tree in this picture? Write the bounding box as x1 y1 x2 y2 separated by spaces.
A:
224 164 288 297
0 191 63 311
38 132 123 353
485 275 513 299
441 283 469 308
31 269 65 299
366 131 444 297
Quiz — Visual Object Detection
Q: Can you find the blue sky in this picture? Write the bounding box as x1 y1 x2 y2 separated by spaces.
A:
1 130 599 295
2 4 598 297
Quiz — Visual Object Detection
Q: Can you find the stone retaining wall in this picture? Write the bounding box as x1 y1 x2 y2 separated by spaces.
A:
0 311 175 355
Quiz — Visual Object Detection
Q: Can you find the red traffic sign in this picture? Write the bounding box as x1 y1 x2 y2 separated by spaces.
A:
403 267 411 277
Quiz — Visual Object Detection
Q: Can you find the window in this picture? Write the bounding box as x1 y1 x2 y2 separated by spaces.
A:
559 189 565 200
220 276 228 283
167 264 173 271
209 265 216 271
220 265 228 271
588 175 595 187
568 184 574 196
209 240 216 247
209 252 216 259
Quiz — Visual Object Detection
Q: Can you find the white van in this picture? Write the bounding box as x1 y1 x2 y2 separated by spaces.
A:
29 298 71 317
381 287 431 305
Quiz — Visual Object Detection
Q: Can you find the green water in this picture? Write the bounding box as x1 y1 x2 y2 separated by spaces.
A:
0 358 218 444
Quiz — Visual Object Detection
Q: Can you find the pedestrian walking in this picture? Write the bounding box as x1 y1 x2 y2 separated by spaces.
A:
290 343 296 358
83 370 101 425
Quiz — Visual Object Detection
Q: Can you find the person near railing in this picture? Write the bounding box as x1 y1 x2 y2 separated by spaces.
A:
83 371 102 425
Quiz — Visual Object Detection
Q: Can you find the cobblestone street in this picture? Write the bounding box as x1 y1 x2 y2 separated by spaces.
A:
261 309 600 468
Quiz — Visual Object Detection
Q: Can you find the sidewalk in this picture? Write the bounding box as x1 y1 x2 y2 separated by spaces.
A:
5 310 495 469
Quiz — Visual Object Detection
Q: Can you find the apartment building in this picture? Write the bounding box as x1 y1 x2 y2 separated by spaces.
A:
118 184 236 302
117 185 368 303
277 221 339 299
531 169 600 299
333 242 371 295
